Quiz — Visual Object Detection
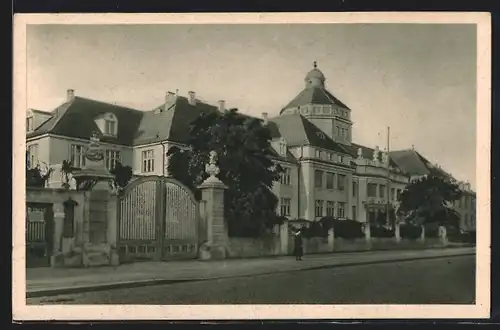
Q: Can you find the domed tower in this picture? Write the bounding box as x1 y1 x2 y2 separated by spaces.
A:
280 61 353 146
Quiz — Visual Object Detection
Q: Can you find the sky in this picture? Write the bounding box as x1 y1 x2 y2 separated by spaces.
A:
27 23 477 188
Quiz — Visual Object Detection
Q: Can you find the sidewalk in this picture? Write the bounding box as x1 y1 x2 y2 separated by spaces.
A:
26 247 475 298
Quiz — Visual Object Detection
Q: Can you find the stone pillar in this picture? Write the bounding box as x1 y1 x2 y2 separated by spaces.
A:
394 222 401 242
50 202 65 267
107 192 119 266
279 220 289 255
198 178 228 260
439 225 448 246
420 225 426 242
364 222 371 241
327 227 334 252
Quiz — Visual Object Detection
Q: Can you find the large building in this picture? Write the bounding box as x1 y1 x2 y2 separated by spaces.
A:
25 63 476 232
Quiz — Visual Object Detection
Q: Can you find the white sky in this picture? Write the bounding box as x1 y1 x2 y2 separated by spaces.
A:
27 24 477 188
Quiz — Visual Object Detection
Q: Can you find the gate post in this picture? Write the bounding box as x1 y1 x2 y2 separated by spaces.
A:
198 151 228 260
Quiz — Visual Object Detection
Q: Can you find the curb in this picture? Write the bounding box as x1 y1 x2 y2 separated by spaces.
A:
26 252 475 299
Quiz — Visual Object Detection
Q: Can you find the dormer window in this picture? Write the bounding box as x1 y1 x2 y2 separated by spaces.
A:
279 138 287 156
105 119 116 135
95 113 118 137
26 116 34 132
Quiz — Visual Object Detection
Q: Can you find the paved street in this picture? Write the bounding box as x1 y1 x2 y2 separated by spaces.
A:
28 254 475 305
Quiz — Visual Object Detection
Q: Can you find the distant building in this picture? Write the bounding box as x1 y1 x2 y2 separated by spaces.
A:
25 63 475 232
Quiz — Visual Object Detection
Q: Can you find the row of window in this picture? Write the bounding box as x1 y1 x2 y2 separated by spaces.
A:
314 149 346 163
314 200 353 219
70 144 121 171
367 183 402 200
27 143 156 173
336 126 349 139
280 198 357 220
315 170 346 191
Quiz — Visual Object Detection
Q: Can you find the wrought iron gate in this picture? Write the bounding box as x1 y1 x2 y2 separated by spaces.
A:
26 202 54 268
117 176 199 262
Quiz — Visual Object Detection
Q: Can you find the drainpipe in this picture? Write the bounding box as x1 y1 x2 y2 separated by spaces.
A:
161 142 167 177
297 144 304 219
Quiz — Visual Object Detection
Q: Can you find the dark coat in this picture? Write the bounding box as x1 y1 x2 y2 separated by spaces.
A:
293 233 303 257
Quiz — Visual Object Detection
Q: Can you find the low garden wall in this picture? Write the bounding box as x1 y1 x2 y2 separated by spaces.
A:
227 235 282 258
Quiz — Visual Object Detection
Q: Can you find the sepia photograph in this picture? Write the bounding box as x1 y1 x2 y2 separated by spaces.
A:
13 13 490 320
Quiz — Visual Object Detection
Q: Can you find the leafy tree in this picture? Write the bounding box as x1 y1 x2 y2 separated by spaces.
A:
26 151 53 188
398 175 462 227
109 161 133 193
167 108 284 237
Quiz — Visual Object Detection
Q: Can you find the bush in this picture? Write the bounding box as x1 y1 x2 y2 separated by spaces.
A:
370 225 394 238
424 223 439 238
333 219 364 239
400 224 422 240
302 221 328 238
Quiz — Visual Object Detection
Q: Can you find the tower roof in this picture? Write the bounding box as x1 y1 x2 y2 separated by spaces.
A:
304 61 326 83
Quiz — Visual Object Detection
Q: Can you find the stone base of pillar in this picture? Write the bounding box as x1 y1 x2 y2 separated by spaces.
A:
199 243 227 260
82 243 112 267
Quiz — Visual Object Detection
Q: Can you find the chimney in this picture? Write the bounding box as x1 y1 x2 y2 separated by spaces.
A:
188 91 196 106
67 89 75 102
411 144 415 150
218 100 225 112
262 112 268 126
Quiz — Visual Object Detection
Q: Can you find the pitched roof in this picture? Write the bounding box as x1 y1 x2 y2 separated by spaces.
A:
388 149 454 180
269 113 349 154
27 97 144 145
133 96 218 145
280 87 350 113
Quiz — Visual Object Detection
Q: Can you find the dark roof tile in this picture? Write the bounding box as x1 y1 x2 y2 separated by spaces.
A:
281 87 350 113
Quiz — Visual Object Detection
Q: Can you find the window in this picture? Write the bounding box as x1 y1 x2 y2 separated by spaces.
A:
26 144 38 169
26 116 34 132
367 183 377 197
379 185 386 198
314 170 323 188
315 149 321 158
352 181 357 197
279 167 291 185
328 153 335 161
336 126 340 136
105 150 121 171
141 149 155 173
315 200 324 218
391 188 396 201
104 119 117 136
280 198 291 216
70 144 86 168
337 174 346 191
339 155 344 163
326 172 335 189
352 206 357 220
396 189 402 200
326 201 335 217
279 140 287 156
337 202 345 218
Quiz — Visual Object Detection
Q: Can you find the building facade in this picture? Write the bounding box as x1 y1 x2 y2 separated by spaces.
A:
26 63 476 232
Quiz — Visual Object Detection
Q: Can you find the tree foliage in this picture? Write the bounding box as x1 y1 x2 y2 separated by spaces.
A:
398 175 462 227
110 161 133 192
26 151 53 188
167 108 284 237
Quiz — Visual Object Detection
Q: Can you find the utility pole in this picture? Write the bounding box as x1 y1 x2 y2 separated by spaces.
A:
386 126 390 227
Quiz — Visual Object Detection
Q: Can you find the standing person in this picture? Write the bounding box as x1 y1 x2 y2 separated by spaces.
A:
293 229 304 261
